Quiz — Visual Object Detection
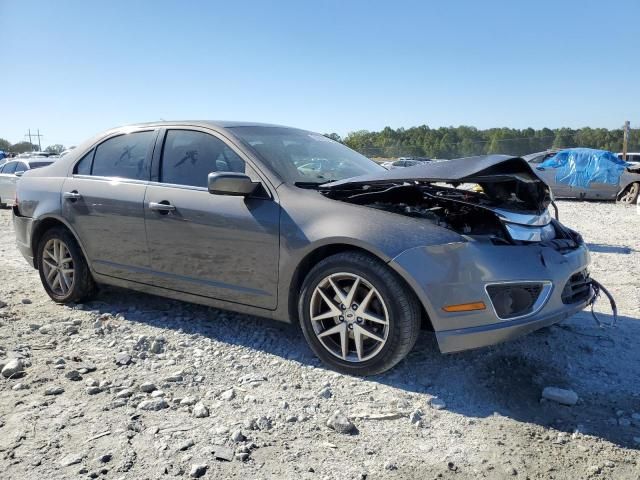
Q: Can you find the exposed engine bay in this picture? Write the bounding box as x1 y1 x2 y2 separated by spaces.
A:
320 156 584 249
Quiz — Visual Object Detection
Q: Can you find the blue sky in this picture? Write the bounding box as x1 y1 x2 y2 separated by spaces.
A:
1 0 638 147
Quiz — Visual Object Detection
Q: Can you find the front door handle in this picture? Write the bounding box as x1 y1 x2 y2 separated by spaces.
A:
63 191 82 201
148 201 176 213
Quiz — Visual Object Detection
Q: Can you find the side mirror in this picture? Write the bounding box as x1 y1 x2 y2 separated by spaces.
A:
15 170 25 177
536 167 545 171
208 172 258 196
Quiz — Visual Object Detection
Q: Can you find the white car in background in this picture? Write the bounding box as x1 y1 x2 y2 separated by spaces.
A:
617 152 640 165
0 158 55 207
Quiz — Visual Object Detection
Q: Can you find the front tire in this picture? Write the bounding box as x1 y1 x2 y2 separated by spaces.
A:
298 251 421 375
37 227 95 304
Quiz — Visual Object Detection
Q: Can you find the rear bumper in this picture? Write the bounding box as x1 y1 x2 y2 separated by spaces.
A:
435 290 592 352
12 209 35 268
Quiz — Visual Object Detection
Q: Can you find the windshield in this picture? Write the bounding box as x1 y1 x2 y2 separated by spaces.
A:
229 126 384 184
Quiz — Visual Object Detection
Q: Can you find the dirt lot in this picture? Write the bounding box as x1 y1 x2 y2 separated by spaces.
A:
0 201 639 480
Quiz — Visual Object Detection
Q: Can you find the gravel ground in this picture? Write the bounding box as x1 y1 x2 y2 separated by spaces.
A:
0 201 638 480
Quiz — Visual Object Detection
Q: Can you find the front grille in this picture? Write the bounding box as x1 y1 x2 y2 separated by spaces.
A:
486 283 544 319
561 270 591 304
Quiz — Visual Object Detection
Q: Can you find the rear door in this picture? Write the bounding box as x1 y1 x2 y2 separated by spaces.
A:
61 130 157 281
143 128 280 309
534 164 573 197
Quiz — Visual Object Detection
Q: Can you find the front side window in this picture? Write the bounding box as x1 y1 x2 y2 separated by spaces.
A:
16 162 28 172
160 130 246 188
91 131 154 180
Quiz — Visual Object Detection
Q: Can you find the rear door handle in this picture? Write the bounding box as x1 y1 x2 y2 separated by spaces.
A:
63 191 82 201
148 201 176 213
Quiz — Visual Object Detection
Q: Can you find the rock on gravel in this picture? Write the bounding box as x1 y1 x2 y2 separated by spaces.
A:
318 386 333 399
542 387 579 406
189 464 208 478
326 411 357 435
65 370 82 381
140 382 157 393
1 359 24 378
137 398 169 411
220 388 235 401
230 429 246 442
44 386 65 395
115 352 132 366
192 402 209 418
59 453 84 467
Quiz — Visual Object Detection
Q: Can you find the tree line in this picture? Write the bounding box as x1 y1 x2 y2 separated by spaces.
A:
3 125 638 159
325 126 639 159
0 138 66 154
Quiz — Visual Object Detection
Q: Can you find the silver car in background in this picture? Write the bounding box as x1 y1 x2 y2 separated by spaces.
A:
12 121 595 375
0 158 54 207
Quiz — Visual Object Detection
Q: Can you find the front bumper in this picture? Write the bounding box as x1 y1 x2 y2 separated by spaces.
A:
435 291 591 352
391 239 592 353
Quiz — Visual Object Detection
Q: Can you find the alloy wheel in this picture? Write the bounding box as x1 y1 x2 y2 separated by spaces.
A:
42 238 75 296
309 272 389 362
619 183 639 204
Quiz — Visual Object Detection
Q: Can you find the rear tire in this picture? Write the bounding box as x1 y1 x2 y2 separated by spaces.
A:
298 251 421 376
617 182 640 204
37 227 96 304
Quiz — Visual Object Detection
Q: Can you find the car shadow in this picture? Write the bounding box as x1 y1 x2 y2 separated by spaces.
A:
587 243 637 254
80 285 640 450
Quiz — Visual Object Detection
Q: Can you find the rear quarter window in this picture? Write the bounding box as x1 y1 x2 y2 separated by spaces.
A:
28 161 53 169
74 149 95 175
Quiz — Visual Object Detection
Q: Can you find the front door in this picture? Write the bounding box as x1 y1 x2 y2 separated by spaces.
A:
62 130 156 281
143 128 280 309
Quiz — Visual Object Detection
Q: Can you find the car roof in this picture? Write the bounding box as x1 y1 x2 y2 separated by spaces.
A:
121 120 295 130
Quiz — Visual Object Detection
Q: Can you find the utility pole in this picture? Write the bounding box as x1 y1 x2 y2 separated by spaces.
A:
622 120 630 161
24 129 44 152
25 129 33 151
36 129 43 152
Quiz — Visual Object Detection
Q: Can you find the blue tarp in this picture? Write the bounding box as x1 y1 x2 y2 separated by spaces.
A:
0 151 5 161
538 148 630 188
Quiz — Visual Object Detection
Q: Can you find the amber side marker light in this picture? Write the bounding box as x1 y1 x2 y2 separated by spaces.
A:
442 301 486 313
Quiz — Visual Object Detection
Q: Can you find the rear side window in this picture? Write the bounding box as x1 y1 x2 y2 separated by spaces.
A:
2 162 17 174
160 130 246 188
91 131 154 180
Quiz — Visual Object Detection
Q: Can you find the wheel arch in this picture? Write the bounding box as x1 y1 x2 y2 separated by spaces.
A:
286 243 432 330
30 216 90 269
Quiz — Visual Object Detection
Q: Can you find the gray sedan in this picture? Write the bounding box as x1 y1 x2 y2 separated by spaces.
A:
524 150 640 203
0 158 54 207
13 122 594 374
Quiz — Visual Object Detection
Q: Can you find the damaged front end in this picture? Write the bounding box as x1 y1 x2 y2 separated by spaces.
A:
321 155 618 350
321 155 583 250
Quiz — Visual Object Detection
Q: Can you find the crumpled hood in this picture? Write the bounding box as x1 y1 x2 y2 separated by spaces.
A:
323 155 551 211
